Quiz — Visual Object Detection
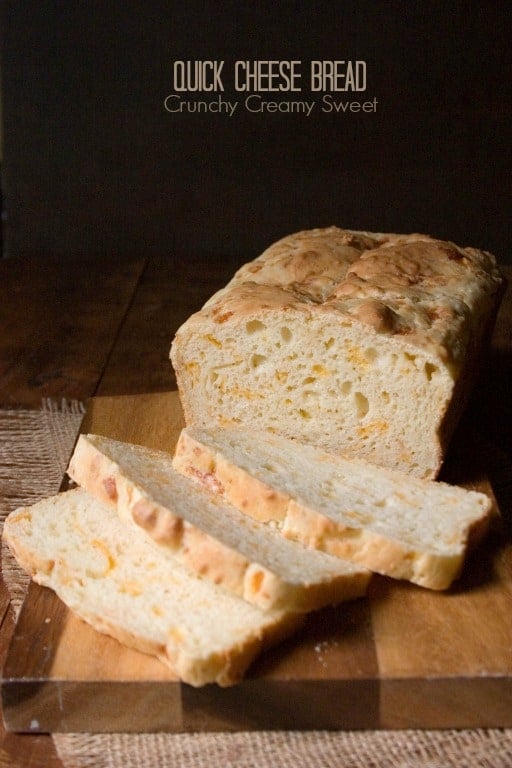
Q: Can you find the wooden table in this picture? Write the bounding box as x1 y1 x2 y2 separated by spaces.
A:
0 255 510 767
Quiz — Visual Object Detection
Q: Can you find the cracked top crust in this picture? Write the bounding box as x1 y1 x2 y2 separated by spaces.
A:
198 226 504 369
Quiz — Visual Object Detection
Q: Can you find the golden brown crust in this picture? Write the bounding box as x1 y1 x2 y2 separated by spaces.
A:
193 227 503 368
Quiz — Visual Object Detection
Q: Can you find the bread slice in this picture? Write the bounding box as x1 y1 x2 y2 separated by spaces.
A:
67 434 371 612
170 227 504 479
2 488 305 687
173 425 493 590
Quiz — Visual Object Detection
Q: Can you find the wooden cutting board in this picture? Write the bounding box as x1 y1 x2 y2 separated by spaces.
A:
2 392 512 733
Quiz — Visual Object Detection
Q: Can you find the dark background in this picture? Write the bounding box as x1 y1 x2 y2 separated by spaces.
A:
1 1 511 266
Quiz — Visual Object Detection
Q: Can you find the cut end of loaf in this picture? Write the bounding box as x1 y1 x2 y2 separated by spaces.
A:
173 311 452 478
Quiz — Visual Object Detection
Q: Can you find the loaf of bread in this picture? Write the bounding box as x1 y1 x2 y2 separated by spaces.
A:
173 425 493 590
67 434 370 612
2 488 305 687
170 227 504 479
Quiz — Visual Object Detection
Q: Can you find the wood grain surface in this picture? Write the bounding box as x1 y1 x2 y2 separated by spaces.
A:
2 391 511 733
0 256 146 408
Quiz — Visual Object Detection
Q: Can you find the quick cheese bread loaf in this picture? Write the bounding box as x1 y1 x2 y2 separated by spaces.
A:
170 227 504 479
67 434 370 612
2 488 304 687
173 425 493 590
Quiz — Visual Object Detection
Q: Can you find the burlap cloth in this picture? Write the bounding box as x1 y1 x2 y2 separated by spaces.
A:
1 402 511 768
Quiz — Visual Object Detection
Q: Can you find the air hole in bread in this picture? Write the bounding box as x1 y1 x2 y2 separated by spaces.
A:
250 354 267 369
341 381 352 395
365 347 377 362
246 320 266 334
354 392 369 419
299 408 312 419
280 326 292 342
424 362 438 381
